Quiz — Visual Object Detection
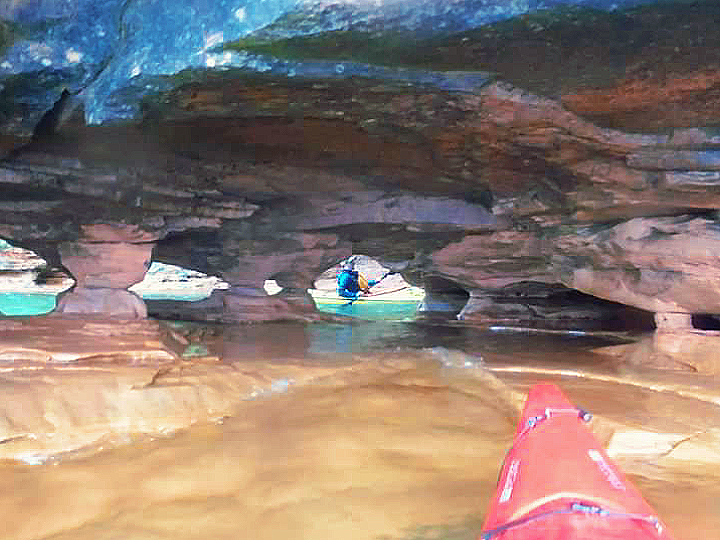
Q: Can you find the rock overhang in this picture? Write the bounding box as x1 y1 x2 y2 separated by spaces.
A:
0 0 691 133
1 1 720 327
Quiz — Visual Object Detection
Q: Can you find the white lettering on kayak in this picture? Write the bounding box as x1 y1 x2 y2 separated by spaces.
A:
499 459 520 503
588 449 626 491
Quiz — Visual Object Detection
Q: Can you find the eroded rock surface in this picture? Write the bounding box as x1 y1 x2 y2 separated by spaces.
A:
1 2 720 331
54 288 148 318
0 72 718 327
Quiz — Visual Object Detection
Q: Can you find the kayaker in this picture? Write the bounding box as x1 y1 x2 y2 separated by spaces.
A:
336 257 374 300
336 257 394 300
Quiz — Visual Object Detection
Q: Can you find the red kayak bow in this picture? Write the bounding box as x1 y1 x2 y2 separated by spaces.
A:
480 382 675 540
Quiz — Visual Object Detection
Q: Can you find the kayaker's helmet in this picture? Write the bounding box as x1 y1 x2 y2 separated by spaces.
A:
342 256 357 271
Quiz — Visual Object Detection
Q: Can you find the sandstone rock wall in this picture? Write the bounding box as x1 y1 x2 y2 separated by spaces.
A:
1 65 720 327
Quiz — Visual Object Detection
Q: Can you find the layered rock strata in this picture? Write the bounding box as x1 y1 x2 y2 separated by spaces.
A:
0 66 719 328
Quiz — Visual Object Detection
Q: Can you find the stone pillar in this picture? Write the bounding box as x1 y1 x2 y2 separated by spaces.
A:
654 311 693 332
218 232 350 322
54 224 157 318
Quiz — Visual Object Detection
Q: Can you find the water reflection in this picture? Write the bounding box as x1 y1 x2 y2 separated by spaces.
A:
212 318 632 363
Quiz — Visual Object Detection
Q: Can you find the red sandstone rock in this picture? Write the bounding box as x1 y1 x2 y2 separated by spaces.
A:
562 69 720 131
4 69 720 326
59 241 153 289
558 217 720 314
54 288 148 318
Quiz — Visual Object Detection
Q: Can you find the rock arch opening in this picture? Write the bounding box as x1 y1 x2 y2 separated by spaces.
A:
0 239 73 315
0 236 234 318
416 275 471 318
690 314 720 331
263 278 283 296
131 262 228 302
135 262 230 321
459 281 656 332
308 255 425 319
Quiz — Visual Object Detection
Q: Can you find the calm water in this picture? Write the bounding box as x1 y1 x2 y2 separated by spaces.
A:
0 292 57 315
1 299 719 540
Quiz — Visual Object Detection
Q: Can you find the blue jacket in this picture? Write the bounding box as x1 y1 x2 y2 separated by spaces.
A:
337 269 377 299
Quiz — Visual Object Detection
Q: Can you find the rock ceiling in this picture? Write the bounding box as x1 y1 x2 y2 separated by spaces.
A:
1 0 720 328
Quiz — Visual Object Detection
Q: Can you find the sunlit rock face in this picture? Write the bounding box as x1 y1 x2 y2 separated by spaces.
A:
1 0 720 326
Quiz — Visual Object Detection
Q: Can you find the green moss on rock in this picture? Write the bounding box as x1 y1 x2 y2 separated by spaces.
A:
223 30 438 70
222 0 720 97
0 20 16 56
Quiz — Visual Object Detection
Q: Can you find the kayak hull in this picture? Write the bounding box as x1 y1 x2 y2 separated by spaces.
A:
480 383 674 540
309 286 425 304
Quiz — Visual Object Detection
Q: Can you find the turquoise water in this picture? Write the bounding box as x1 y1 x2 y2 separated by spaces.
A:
315 300 422 320
0 293 57 316
0 293 422 321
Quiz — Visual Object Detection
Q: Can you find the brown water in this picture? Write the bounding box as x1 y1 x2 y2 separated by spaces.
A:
2 320 719 540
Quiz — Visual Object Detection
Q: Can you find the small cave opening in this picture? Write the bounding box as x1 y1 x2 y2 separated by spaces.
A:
262 270 306 297
263 278 283 296
555 288 656 333
132 261 230 322
416 275 471 319
148 228 229 304
470 282 657 332
301 255 425 319
691 314 720 331
0 238 73 315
